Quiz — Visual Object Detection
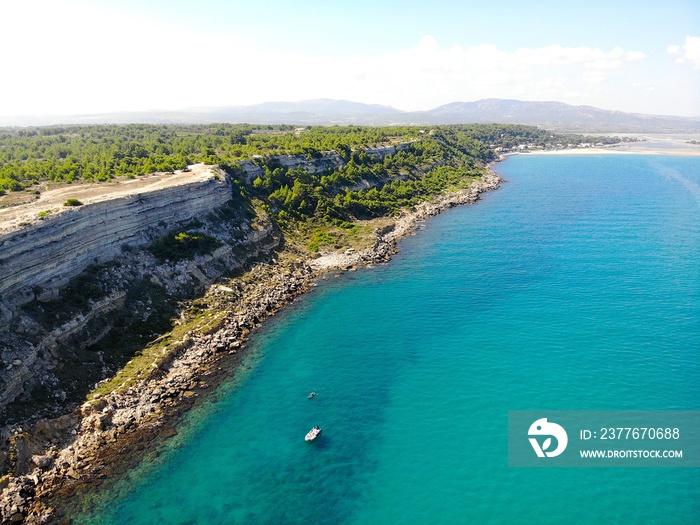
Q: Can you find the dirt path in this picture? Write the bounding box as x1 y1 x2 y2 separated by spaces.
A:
0 164 216 235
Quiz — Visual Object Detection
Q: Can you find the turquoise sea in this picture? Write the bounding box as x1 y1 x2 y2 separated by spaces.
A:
79 155 699 524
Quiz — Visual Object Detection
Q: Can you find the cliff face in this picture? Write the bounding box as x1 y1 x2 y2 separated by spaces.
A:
237 152 346 183
0 144 413 420
0 171 230 308
0 144 502 519
0 166 282 417
237 144 408 183
0 171 503 524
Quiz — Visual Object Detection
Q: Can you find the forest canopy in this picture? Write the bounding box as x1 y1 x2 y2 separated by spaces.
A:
0 123 622 254
0 123 616 192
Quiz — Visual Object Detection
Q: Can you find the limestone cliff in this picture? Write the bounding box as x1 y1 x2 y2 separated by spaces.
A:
0 165 279 419
237 144 408 183
0 169 230 308
0 142 411 422
0 139 503 521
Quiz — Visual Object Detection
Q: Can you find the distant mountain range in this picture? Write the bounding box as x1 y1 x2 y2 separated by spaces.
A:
2 99 700 133
426 99 700 133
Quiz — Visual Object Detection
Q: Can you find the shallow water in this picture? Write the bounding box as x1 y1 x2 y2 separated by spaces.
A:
79 155 699 524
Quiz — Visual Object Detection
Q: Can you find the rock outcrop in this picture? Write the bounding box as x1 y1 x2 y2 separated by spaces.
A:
0 168 230 308
1 142 415 417
0 164 280 415
237 143 410 183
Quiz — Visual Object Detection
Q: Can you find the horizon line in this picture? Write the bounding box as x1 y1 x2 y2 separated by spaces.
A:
2 98 699 123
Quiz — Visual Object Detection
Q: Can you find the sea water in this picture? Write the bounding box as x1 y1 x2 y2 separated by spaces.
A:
79 155 699 524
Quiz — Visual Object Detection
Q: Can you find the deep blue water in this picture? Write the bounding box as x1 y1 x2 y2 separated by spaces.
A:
79 155 699 524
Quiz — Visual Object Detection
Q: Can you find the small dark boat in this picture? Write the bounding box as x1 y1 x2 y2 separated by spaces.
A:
305 426 322 442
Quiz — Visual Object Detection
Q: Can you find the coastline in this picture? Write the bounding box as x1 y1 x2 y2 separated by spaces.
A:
0 170 502 523
528 148 700 156
526 136 700 156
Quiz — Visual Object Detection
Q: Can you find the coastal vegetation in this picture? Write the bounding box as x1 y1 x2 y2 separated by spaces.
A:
3 123 616 399
0 123 617 192
149 231 222 262
0 122 619 257
0 122 623 518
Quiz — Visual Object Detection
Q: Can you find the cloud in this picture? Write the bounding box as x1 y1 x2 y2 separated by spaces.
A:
0 0 257 114
394 39 645 73
583 71 606 84
510 44 644 70
668 36 700 70
316 38 647 110
0 6 651 116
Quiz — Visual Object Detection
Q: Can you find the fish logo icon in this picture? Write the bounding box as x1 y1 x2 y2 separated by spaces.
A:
528 418 568 458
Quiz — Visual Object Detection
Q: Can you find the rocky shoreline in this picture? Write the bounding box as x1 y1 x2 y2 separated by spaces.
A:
0 170 502 524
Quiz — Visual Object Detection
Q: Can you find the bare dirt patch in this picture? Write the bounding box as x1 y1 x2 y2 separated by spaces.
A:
0 164 216 235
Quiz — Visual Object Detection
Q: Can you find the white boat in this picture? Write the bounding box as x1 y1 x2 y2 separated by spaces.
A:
305 426 322 442
308 391 316 399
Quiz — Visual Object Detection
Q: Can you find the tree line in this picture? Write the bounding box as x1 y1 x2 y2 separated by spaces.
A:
0 123 615 194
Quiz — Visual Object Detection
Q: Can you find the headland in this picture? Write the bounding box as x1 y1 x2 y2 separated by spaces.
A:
0 125 504 523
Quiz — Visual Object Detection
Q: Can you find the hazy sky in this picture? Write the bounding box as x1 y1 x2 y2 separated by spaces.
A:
1 0 699 117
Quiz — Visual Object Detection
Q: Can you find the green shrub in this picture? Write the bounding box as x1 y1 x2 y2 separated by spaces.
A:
307 229 336 252
63 198 84 206
150 231 221 261
0 178 23 192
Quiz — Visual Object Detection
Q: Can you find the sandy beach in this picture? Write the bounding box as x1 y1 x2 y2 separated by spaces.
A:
528 135 700 156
